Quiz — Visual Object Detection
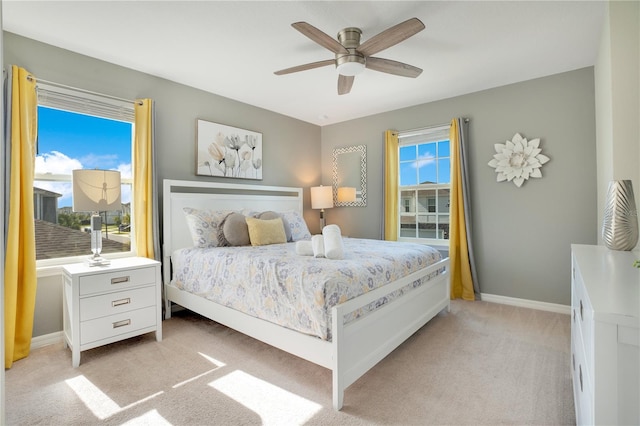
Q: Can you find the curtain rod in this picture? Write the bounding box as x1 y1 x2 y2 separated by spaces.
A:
26 74 142 105
398 118 470 138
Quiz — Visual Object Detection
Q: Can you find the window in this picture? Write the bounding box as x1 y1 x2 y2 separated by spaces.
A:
398 126 451 245
34 84 135 264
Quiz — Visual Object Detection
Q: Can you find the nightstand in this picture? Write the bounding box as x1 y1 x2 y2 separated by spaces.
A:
62 257 162 367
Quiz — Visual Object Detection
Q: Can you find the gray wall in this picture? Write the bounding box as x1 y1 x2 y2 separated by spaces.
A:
322 68 597 306
4 32 321 337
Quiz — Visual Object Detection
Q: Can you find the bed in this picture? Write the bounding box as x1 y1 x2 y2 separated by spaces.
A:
162 179 450 410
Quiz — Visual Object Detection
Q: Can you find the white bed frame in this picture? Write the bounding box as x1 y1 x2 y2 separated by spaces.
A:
162 179 450 410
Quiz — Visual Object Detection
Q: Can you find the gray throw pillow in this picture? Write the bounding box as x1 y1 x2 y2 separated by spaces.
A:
218 212 250 246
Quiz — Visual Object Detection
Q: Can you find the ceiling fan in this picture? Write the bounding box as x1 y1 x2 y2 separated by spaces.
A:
274 17 425 95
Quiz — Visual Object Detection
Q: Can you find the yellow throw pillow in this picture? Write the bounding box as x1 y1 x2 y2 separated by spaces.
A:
246 217 287 246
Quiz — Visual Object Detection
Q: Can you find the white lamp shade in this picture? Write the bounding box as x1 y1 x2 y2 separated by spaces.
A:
336 61 365 76
310 185 334 209
337 187 356 203
72 169 122 212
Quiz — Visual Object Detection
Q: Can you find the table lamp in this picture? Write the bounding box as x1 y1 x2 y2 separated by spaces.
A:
310 185 334 229
72 169 121 266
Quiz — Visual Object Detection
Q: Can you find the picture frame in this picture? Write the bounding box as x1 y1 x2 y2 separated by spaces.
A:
196 119 263 180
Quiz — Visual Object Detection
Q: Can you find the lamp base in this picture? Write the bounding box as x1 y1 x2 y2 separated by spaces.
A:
85 255 111 267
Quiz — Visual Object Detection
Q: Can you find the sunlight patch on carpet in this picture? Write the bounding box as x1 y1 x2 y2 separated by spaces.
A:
173 352 226 388
120 409 172 425
65 375 164 420
210 370 322 425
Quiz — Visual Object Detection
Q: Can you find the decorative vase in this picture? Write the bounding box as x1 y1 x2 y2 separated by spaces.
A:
602 180 639 251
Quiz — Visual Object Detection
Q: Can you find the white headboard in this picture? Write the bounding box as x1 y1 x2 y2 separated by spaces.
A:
162 179 303 283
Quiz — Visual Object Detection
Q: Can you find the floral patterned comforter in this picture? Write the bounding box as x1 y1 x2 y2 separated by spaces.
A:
171 238 442 341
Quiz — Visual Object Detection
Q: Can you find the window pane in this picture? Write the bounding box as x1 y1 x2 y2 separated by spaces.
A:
399 162 417 186
437 188 450 213
37 107 132 168
418 161 436 184
417 142 436 159
397 130 452 243
438 158 451 184
399 145 416 161
400 215 416 238
439 214 450 240
418 214 439 238
417 189 435 213
35 106 133 261
438 140 450 157
400 190 415 213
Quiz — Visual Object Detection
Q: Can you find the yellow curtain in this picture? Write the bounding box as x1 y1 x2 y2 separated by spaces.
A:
383 130 399 241
4 66 38 368
133 99 155 259
449 119 475 300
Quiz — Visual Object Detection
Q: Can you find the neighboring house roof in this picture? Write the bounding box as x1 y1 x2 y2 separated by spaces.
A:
34 187 62 198
35 219 129 260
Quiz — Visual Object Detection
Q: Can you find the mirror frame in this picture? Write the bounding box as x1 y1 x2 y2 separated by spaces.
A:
332 144 367 207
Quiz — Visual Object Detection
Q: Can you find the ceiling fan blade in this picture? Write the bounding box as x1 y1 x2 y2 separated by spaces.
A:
274 59 335 75
292 22 349 55
338 75 354 95
357 17 425 57
366 57 422 78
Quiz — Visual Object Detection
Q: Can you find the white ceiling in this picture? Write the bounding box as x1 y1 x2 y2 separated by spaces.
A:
2 1 606 126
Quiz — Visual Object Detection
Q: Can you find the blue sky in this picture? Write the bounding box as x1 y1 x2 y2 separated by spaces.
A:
399 140 450 186
35 106 132 207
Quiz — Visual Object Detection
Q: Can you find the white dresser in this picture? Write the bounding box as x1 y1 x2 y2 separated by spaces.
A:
571 244 639 425
62 257 162 367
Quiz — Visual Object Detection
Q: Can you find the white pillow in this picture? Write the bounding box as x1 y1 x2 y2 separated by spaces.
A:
281 211 311 241
183 207 233 248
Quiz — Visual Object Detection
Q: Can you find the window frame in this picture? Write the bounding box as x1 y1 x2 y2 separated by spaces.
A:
397 125 451 248
34 84 136 268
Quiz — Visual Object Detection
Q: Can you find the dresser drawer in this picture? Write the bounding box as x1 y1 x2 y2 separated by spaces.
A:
80 285 156 321
572 337 593 426
572 266 593 368
79 266 156 296
80 305 157 345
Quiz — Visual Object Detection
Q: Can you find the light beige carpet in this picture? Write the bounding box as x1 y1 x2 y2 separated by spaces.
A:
6 300 575 425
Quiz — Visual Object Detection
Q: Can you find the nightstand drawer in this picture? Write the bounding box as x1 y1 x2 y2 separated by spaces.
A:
79 266 156 296
80 285 156 321
80 305 157 345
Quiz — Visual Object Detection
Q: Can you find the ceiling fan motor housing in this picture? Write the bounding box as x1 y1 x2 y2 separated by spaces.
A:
336 27 365 76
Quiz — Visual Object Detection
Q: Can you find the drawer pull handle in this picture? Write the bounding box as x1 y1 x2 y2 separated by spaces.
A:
111 276 130 285
113 319 131 329
573 309 576 323
579 300 584 321
572 353 575 371
579 364 583 392
112 298 131 307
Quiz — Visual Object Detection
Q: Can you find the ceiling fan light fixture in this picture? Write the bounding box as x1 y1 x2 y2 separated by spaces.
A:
336 61 365 76
336 53 366 76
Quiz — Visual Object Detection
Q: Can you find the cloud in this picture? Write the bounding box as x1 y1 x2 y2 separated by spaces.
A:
117 163 132 179
411 153 435 169
35 151 83 174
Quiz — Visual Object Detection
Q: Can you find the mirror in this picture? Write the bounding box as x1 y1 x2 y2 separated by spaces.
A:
332 145 366 207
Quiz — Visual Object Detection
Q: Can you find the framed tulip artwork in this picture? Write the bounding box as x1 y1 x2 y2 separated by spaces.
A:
196 119 263 180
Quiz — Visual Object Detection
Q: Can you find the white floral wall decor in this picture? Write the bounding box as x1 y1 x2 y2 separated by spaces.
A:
488 133 550 187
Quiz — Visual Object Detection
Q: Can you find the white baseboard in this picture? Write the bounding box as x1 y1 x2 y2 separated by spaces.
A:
31 331 63 350
481 293 571 315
